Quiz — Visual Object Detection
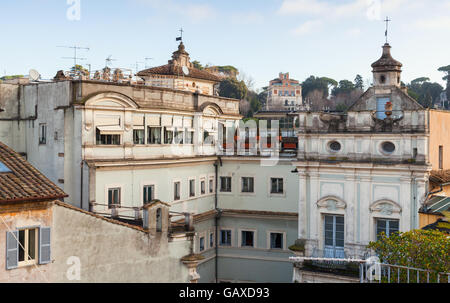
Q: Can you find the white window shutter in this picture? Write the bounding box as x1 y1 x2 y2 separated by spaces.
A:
39 227 51 264
6 231 18 270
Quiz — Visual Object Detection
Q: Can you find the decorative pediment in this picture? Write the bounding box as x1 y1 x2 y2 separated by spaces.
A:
370 200 402 215
317 196 347 211
84 92 138 109
199 102 223 117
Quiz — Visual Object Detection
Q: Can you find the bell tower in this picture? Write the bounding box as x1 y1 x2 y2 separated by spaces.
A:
371 43 402 87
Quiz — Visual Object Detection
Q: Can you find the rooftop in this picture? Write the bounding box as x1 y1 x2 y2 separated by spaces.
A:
0 141 67 203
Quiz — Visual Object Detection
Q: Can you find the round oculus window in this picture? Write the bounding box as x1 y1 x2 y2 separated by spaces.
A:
382 141 396 153
329 141 341 152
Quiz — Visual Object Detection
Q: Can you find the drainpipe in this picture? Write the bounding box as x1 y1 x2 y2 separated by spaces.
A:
214 157 222 283
80 161 84 210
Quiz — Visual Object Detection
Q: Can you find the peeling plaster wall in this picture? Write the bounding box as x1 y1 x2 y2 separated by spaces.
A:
50 204 191 283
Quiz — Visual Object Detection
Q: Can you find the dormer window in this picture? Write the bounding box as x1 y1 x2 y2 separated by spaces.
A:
380 75 386 84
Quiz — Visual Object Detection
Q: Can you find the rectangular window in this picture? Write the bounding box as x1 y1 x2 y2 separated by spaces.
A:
220 230 232 246
199 237 205 252
18 228 38 266
143 185 155 204
210 232 214 248
164 128 174 144
376 219 399 240
200 179 206 195
133 129 145 145
220 177 232 192
241 231 254 247
96 129 121 145
185 130 194 144
148 127 161 144
174 182 181 201
241 177 254 193
209 178 214 194
324 215 345 258
108 188 121 208
270 233 283 249
39 124 47 145
439 145 443 169
174 130 184 144
270 178 284 194
189 179 196 197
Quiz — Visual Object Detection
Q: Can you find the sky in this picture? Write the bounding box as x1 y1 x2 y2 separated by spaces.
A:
0 0 449 91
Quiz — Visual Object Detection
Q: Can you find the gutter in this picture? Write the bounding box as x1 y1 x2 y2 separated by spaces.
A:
214 156 222 283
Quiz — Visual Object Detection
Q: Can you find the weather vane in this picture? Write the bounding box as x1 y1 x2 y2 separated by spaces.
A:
384 17 391 44
176 28 184 42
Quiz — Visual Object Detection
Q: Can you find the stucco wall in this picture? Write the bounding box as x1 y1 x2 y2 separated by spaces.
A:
50 204 191 283
0 202 53 283
429 110 450 170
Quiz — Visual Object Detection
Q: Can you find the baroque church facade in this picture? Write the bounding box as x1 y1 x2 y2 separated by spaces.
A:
294 43 450 258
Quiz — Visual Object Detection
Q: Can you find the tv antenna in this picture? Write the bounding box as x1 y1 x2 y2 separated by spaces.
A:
134 61 144 74
144 57 154 68
57 45 90 67
105 55 117 68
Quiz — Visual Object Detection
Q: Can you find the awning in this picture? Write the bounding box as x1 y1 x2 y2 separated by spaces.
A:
423 196 450 214
97 125 123 134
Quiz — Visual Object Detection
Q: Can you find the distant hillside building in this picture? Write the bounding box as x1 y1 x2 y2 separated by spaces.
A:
266 73 303 111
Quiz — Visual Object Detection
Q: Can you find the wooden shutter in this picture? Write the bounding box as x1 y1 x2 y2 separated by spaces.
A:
6 231 18 270
39 227 51 264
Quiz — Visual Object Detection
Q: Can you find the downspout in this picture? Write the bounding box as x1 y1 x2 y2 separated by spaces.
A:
214 156 222 283
80 161 84 210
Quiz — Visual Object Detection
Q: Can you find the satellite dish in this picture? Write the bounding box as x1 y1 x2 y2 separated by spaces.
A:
182 66 190 76
29 69 41 81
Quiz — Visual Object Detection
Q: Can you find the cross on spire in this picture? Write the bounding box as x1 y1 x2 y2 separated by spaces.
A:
176 28 184 42
384 17 391 43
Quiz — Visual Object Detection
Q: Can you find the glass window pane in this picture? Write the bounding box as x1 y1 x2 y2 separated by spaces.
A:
18 230 25 262
28 229 36 260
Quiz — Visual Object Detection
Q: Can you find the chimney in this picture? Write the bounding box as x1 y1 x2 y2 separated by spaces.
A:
142 200 170 232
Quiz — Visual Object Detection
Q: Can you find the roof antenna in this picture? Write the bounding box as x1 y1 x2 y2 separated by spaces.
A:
384 16 391 44
105 55 117 68
57 45 90 67
144 57 154 69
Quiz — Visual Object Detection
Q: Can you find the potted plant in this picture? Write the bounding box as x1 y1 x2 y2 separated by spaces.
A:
289 239 306 257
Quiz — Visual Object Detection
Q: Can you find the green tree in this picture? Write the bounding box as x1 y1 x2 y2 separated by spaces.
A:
438 65 450 103
71 64 89 75
302 76 337 99
354 74 364 90
219 78 248 100
407 78 443 108
332 80 355 96
367 229 449 283
192 60 203 70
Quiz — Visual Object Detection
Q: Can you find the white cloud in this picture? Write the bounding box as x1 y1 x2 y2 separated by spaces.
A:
279 0 412 19
416 16 450 30
230 12 264 25
136 0 216 22
292 20 322 36
346 27 362 37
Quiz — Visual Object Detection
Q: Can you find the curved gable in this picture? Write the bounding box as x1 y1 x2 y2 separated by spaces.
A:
84 92 139 109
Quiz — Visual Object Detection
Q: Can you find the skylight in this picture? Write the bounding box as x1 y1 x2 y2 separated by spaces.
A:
0 161 11 173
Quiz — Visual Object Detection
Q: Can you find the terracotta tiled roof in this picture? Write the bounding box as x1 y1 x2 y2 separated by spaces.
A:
429 170 450 184
137 64 221 83
0 141 67 203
